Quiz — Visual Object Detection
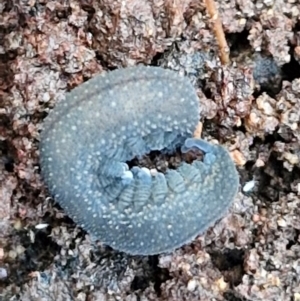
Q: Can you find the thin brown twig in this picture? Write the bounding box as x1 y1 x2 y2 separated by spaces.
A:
204 0 230 65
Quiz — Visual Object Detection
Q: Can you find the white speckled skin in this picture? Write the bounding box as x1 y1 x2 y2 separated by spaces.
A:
39 66 239 255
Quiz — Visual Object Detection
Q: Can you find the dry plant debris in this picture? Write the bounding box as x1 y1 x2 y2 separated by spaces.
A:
204 0 230 65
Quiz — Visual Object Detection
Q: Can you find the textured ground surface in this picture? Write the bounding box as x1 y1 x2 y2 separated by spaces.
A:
1 0 300 300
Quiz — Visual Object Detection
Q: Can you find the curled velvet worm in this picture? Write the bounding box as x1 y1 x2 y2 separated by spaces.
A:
39 66 239 255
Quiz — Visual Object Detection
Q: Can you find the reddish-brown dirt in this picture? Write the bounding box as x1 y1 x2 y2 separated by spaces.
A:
1 1 300 300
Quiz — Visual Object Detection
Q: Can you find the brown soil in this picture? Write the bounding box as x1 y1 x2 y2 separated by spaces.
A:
1 1 300 300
